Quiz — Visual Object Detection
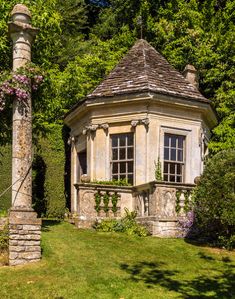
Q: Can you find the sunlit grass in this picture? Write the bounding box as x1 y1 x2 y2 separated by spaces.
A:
0 220 234 299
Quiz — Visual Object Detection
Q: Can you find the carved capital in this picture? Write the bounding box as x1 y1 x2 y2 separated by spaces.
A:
67 136 75 145
131 120 139 127
100 123 109 131
141 118 150 127
82 129 87 136
82 123 99 135
90 124 99 131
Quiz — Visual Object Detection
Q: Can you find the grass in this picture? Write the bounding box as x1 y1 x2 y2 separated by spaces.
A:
0 220 234 299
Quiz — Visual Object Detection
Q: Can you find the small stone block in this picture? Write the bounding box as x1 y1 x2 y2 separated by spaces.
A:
9 252 18 259
9 246 25 252
25 246 41 252
22 225 41 231
28 230 41 235
20 240 40 246
18 252 41 260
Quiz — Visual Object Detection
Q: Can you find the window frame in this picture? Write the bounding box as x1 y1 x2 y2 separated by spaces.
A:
159 126 191 184
163 133 185 183
110 133 134 184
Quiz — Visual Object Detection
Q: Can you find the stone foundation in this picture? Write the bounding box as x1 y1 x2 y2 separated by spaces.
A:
137 217 184 238
9 210 42 266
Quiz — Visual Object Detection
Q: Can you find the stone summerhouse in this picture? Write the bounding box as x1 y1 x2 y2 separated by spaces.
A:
64 39 217 237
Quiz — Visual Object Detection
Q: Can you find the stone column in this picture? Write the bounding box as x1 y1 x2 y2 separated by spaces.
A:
8 4 41 266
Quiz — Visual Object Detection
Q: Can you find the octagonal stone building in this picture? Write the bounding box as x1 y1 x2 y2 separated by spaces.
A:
64 39 217 236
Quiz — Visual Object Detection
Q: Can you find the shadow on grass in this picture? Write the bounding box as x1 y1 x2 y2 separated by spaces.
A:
120 261 180 290
120 257 235 298
42 219 62 232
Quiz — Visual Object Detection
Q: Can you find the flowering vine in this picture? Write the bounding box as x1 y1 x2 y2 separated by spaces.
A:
0 63 44 112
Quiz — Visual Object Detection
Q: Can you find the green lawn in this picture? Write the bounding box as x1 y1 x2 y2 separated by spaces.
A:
0 221 234 299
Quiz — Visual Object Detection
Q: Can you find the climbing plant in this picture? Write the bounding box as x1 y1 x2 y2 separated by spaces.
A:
0 63 44 111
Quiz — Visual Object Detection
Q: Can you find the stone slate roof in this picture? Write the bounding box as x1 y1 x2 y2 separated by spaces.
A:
87 39 208 103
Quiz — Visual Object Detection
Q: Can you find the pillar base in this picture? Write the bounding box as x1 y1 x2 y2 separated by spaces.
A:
9 209 42 266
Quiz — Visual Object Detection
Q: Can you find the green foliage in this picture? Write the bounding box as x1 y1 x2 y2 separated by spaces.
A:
0 210 7 217
33 124 66 218
111 193 119 213
94 208 149 237
0 145 11 211
92 178 131 186
193 149 235 249
184 190 191 213
103 192 110 213
0 223 8 251
94 192 102 212
175 190 181 214
154 158 162 181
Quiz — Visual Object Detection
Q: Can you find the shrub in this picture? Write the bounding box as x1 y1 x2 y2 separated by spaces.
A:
94 208 149 237
0 224 8 252
193 149 235 249
92 179 131 186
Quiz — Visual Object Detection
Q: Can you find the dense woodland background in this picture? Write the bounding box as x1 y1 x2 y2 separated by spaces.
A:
0 0 234 217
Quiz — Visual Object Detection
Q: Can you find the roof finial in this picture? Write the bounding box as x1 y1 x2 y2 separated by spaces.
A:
137 15 143 39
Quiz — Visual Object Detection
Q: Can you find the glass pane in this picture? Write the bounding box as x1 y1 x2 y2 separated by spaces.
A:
127 134 134 146
128 175 133 185
112 148 118 160
128 162 133 172
119 135 126 146
164 162 168 173
177 176 182 182
170 163 175 174
112 175 118 180
120 162 126 173
119 148 126 160
170 175 175 182
178 150 183 161
127 147 133 159
164 174 168 181
120 174 126 179
112 163 118 174
177 164 181 175
171 149 176 161
112 136 118 147
164 148 169 160
171 136 177 148
164 135 169 146
178 137 184 149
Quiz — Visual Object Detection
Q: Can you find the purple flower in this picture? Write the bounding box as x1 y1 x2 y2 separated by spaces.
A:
13 74 30 85
32 84 38 91
34 75 43 84
179 210 195 229
15 88 29 100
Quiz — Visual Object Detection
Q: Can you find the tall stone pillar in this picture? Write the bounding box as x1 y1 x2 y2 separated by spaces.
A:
8 4 42 266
